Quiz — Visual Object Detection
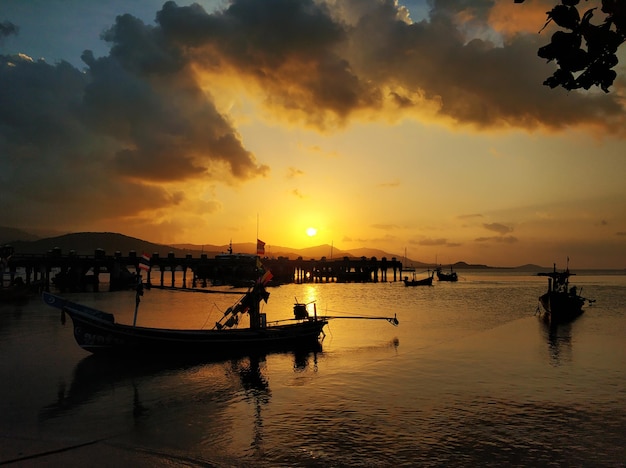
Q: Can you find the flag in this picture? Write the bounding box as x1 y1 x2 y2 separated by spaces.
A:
256 239 265 256
259 270 273 285
139 252 151 271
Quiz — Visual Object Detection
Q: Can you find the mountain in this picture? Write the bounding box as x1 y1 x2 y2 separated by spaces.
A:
7 232 198 257
170 242 345 260
1 228 548 269
6 231 409 263
0 226 40 244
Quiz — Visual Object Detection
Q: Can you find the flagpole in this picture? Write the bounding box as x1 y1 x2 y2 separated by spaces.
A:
134 253 150 327
133 273 143 327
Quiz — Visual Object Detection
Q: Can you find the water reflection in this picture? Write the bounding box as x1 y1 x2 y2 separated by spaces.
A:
541 320 573 366
40 346 322 423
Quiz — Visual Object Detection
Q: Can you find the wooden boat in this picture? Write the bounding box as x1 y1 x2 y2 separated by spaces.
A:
42 274 398 355
537 263 593 324
436 266 458 282
403 270 434 287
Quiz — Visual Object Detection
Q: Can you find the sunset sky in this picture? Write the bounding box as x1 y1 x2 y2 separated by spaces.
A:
1 0 625 268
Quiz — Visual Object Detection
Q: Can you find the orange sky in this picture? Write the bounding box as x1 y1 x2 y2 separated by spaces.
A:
1 0 625 268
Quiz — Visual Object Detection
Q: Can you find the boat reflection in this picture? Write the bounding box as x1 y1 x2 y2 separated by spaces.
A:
39 344 322 422
541 320 573 367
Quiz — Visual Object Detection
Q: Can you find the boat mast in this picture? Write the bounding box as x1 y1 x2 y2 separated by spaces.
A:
249 284 261 329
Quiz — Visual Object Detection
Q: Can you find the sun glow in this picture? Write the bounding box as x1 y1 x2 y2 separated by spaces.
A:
306 227 317 237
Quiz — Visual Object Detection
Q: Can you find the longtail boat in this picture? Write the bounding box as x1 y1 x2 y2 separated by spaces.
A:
537 262 594 324
42 269 398 355
403 270 434 287
436 265 458 282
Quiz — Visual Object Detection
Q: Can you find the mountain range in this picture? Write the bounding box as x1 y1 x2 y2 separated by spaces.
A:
0 226 543 270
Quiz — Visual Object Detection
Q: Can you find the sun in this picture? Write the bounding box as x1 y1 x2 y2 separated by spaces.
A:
306 227 317 237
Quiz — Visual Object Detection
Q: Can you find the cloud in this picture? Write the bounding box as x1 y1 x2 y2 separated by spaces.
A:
377 179 401 188
458 213 483 220
475 235 518 243
287 167 305 179
81 13 269 183
483 222 513 234
416 238 461 247
371 223 399 230
1 7 269 230
0 21 19 40
2 0 625 232
154 0 626 133
291 188 307 199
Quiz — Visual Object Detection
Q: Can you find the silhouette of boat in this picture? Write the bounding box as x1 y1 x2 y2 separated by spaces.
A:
42 272 398 355
436 265 458 282
537 263 594 324
403 270 434 287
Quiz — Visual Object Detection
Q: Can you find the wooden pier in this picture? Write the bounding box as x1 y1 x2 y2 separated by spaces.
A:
1 247 403 292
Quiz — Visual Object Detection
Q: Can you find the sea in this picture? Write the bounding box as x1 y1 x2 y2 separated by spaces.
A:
0 270 625 467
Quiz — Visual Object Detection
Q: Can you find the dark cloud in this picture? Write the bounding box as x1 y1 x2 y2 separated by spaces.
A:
417 238 461 247
151 0 625 131
156 0 379 128
0 55 177 228
483 222 513 234
84 12 268 182
0 5 268 230
2 0 625 231
458 213 483 219
0 21 19 39
475 235 518 243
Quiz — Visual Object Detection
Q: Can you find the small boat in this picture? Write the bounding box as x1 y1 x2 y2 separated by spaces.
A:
403 270 434 287
42 272 399 355
537 263 593 324
436 265 458 282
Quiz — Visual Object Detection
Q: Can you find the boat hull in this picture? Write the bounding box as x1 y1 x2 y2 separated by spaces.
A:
44 292 327 355
403 277 433 287
539 291 585 324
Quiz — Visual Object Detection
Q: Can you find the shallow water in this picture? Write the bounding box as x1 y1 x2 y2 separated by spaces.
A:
1 271 625 466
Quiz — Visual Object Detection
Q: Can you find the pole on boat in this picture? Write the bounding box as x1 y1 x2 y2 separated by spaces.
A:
322 314 399 326
133 273 144 327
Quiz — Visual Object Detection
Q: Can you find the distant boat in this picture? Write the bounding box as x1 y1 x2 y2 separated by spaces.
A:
403 270 434 287
42 270 399 355
436 265 458 282
537 263 594 324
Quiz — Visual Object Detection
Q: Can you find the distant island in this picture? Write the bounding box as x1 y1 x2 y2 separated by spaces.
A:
0 226 547 271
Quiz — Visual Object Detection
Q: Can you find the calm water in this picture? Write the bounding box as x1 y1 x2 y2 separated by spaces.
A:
1 271 625 467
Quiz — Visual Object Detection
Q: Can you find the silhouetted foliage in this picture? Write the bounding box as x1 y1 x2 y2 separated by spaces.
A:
516 0 625 92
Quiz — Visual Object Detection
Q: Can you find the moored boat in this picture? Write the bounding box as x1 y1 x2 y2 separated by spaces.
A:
537 263 593 324
403 269 434 287
436 265 458 282
42 270 399 355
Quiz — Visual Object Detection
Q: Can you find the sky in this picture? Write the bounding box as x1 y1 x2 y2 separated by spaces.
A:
1 0 625 269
